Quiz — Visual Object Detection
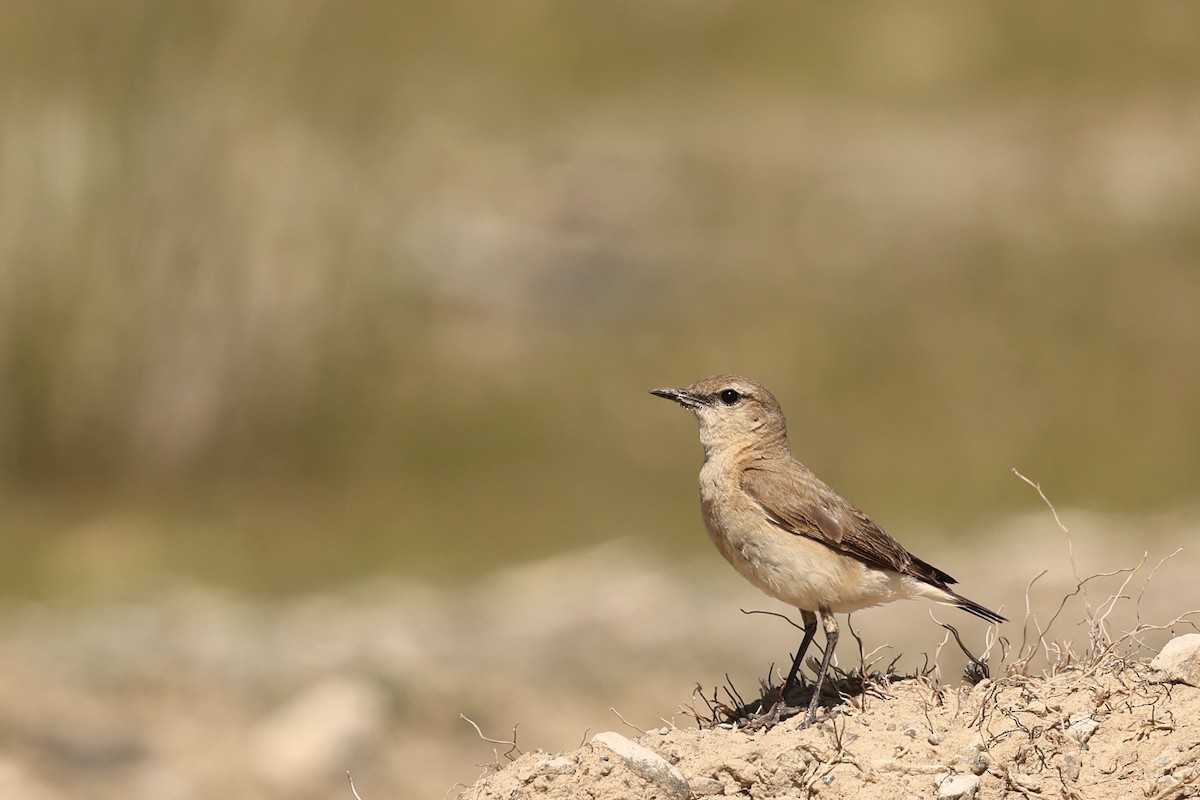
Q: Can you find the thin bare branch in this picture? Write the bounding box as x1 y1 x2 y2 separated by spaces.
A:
740 607 807 631
1012 468 1068 534
610 707 646 735
460 714 522 760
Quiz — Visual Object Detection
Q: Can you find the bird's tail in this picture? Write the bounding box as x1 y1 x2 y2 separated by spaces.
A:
947 590 1006 624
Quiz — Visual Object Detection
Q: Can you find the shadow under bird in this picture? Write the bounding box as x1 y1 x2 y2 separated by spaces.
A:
651 374 1005 726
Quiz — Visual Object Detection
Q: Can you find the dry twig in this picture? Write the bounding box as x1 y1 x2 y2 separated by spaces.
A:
460 714 522 761
347 771 364 800
610 707 646 735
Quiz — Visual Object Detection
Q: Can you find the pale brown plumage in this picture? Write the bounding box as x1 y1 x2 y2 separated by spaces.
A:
739 464 1001 619
652 373 1003 725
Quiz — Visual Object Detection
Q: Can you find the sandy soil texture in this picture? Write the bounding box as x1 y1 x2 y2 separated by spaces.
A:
463 650 1200 800
0 512 1197 799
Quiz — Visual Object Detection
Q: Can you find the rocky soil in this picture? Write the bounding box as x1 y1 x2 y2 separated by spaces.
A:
0 512 1197 800
464 641 1200 800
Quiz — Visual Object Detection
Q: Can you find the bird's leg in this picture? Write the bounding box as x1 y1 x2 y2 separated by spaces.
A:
780 609 819 706
803 608 839 726
749 610 818 729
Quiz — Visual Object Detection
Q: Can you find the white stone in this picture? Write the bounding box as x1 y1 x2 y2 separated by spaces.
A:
955 745 990 775
1150 634 1200 687
936 772 980 800
1011 772 1042 792
590 731 690 798
1068 714 1100 747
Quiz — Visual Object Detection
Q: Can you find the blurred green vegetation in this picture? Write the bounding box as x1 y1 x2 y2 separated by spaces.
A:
2 2 1199 598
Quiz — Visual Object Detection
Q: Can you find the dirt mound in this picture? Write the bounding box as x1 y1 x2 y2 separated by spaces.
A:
1 515 1195 799
463 648 1200 800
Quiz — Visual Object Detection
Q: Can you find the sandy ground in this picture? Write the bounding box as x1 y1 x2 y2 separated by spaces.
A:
0 510 1197 800
464 653 1200 800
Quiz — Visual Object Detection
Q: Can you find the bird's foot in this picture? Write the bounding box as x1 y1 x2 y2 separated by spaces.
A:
764 699 790 727
798 701 841 729
749 708 782 731
741 689 801 731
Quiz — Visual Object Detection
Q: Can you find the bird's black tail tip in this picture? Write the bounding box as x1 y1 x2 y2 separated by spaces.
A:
954 595 1006 624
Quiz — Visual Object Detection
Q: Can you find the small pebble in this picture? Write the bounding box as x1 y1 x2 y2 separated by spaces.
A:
1011 772 1041 792
954 745 989 775
1068 715 1099 747
689 777 724 796
936 773 980 800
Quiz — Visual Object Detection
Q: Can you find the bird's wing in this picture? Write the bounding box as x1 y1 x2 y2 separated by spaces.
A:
739 463 957 587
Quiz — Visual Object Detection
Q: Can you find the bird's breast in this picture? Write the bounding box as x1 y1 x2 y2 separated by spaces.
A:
698 467 800 592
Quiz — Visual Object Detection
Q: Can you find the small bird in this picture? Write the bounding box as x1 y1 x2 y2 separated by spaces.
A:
651 374 1004 725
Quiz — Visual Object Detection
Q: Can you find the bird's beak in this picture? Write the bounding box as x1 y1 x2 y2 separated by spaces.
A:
650 387 703 409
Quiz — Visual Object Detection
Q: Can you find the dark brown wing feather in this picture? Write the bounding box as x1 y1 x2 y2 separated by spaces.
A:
740 461 958 589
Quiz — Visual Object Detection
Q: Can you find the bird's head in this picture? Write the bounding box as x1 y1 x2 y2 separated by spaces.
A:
651 374 789 458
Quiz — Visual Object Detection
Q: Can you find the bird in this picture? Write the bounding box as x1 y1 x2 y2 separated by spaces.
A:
650 374 1004 725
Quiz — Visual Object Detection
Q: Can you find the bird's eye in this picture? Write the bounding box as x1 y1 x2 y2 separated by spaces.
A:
718 388 742 406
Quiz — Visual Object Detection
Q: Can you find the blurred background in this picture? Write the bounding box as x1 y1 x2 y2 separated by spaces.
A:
2 2 1199 798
